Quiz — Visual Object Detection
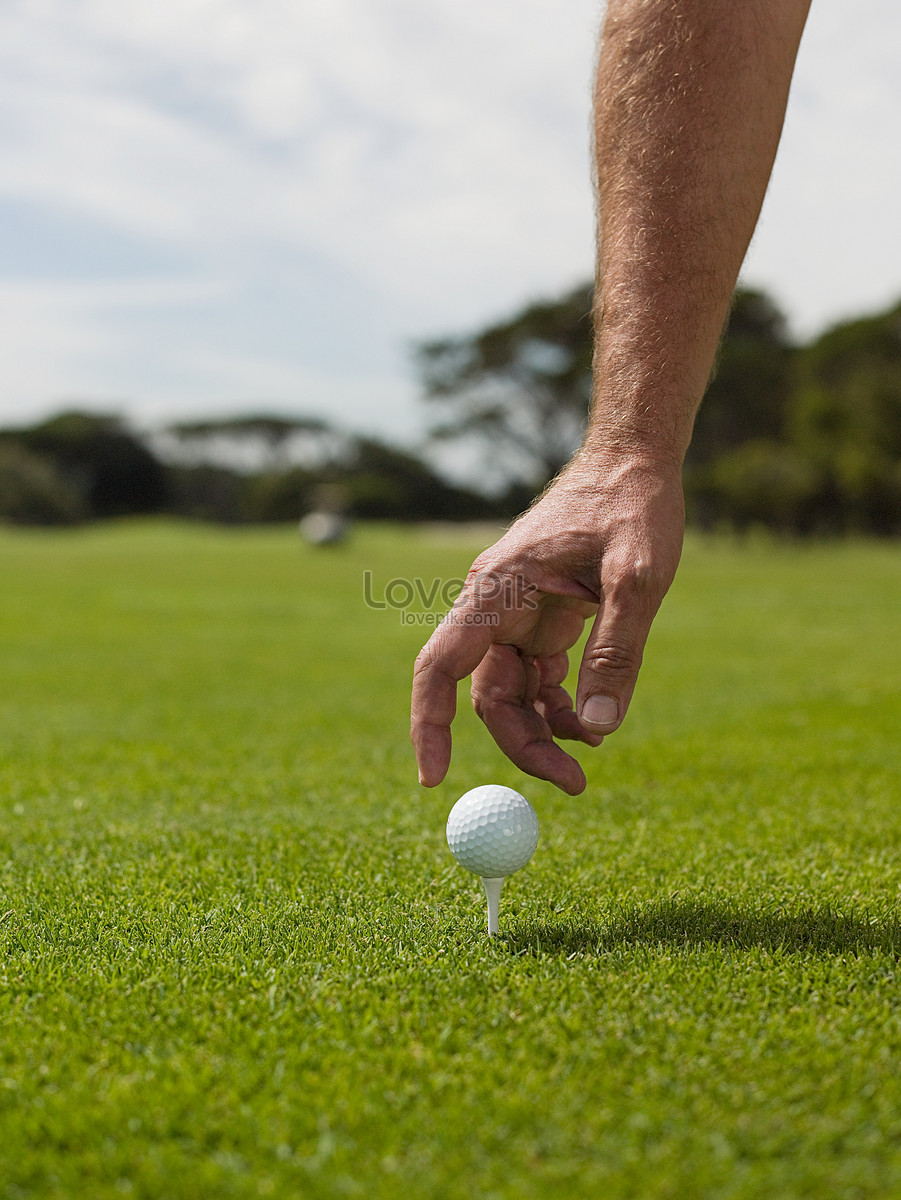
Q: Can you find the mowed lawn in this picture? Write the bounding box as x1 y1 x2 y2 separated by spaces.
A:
2 520 901 1200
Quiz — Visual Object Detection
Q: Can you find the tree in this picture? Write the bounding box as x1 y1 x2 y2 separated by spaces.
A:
241 437 494 523
339 438 492 521
7 412 168 518
0 442 84 525
158 413 350 524
165 465 249 524
415 283 594 489
415 283 797 495
788 302 901 533
693 439 820 534
158 414 349 474
686 288 797 464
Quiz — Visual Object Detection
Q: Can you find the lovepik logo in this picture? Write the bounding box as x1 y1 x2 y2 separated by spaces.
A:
362 570 538 626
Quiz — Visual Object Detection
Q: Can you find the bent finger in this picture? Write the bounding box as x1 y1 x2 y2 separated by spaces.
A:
576 577 662 736
472 645 587 795
411 615 494 787
535 683 605 746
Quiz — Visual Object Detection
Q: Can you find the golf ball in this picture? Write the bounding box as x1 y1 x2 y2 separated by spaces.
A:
446 785 539 878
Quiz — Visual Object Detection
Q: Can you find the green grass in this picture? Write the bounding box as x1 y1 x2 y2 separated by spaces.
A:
2 519 901 1199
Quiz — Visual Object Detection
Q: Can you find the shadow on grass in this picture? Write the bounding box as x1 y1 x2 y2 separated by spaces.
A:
506 896 901 959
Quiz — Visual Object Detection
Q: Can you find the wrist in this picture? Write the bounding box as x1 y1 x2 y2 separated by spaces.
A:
568 417 687 486
586 339 707 476
588 291 722 475
546 444 684 520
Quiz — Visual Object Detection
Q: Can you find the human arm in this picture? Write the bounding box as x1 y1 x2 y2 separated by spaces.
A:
411 0 811 795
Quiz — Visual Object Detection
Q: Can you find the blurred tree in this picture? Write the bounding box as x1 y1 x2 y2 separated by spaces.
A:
789 302 901 533
12 412 168 518
687 288 797 464
165 465 248 524
415 283 594 489
692 439 821 534
416 283 796 496
336 439 492 522
245 466 317 523
243 439 493 523
0 442 84 525
160 414 346 524
161 415 348 474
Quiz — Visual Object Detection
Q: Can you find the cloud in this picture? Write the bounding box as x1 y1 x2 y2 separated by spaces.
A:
0 0 602 431
0 274 417 438
0 277 226 423
741 0 901 334
1 0 901 435
0 0 600 316
159 347 419 436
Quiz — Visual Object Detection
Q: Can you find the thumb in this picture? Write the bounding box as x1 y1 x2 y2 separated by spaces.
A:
576 590 657 736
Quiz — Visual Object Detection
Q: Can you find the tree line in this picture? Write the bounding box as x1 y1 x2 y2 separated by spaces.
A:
417 283 901 535
0 411 498 527
2 282 900 533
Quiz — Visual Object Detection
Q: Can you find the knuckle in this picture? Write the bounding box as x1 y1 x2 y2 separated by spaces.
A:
413 645 433 676
470 676 504 720
463 553 498 591
470 678 490 715
605 558 659 594
471 686 491 722
461 553 527 609
583 641 642 677
413 637 444 678
603 558 669 612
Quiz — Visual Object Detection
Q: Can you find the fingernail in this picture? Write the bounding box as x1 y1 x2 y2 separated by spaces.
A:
581 695 618 727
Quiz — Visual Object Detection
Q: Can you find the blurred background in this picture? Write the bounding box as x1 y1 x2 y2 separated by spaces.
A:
1 0 901 531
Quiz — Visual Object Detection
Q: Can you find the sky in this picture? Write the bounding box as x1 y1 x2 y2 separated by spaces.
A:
1 0 900 446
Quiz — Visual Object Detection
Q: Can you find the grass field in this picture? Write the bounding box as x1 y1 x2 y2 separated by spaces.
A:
2 519 901 1199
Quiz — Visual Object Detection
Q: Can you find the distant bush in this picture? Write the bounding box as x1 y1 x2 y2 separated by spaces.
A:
243 450 496 524
342 440 494 521
687 289 797 465
0 442 84 525
245 468 316 523
690 441 821 534
165 465 249 524
16 411 168 518
7 291 901 534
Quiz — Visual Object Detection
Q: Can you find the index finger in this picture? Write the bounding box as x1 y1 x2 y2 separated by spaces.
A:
411 612 495 787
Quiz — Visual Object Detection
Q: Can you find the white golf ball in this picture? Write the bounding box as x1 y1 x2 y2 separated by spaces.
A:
446 785 539 879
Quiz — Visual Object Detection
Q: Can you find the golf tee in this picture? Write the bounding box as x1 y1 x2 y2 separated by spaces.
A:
481 877 504 935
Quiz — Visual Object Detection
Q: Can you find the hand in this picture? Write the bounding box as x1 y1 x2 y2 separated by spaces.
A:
411 454 685 794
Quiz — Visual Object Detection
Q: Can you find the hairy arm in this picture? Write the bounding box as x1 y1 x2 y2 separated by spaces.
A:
589 0 812 467
411 0 811 794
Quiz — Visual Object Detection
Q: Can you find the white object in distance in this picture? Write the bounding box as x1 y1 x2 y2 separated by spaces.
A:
299 510 348 546
446 785 540 935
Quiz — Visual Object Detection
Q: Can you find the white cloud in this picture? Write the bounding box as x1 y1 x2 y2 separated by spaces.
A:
160 347 420 439
0 0 599 316
1 0 901 434
742 0 901 334
0 277 226 424
0 283 112 414
0 276 418 437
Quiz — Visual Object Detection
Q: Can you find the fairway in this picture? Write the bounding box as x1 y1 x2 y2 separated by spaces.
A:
2 520 901 1199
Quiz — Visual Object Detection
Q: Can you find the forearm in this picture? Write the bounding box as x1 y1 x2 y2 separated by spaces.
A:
586 0 811 471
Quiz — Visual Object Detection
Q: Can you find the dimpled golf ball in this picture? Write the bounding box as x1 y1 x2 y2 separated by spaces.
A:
446 785 539 879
